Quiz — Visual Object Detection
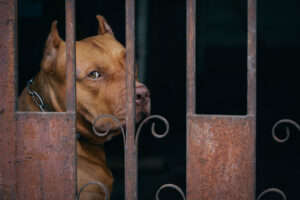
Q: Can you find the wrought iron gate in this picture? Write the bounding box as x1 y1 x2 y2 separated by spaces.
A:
0 0 289 199
186 0 256 199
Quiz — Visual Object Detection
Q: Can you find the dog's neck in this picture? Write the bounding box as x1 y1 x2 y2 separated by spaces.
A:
30 72 64 112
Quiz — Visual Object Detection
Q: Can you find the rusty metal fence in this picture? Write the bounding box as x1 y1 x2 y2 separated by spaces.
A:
186 0 256 198
0 0 290 199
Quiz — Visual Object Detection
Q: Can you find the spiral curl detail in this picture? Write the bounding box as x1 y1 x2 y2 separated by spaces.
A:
92 114 126 145
272 119 300 143
135 115 170 145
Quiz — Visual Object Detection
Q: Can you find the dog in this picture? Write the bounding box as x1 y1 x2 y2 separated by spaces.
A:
18 15 151 200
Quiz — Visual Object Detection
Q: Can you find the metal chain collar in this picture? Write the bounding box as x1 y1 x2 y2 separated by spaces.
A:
27 79 46 112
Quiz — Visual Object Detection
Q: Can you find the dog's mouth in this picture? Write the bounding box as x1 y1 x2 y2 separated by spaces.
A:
136 101 151 123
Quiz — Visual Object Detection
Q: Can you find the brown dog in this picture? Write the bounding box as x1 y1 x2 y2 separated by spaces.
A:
18 15 150 199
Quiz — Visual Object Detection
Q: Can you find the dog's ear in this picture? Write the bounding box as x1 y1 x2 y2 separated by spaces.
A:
41 20 63 73
96 15 114 36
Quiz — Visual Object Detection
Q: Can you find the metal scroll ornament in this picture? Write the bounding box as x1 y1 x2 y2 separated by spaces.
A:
155 184 186 200
90 114 186 199
92 114 170 147
257 188 286 200
92 114 126 146
77 181 108 200
272 119 300 143
261 119 300 200
135 115 170 147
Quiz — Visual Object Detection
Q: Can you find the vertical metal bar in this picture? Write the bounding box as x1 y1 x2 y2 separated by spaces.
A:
65 0 76 112
186 0 196 115
248 0 257 198
65 0 77 195
247 0 256 116
186 1 196 198
0 0 17 198
247 0 257 197
125 0 137 199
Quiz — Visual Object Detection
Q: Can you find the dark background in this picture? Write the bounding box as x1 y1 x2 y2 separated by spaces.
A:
18 0 300 199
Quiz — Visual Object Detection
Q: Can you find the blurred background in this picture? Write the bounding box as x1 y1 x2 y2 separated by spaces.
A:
18 0 300 199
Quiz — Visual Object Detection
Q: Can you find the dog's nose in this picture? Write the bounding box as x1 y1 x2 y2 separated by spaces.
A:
136 84 150 106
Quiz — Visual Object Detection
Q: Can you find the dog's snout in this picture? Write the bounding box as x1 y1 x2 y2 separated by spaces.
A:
136 85 150 106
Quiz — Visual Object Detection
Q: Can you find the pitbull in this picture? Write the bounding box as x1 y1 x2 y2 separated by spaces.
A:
18 15 150 199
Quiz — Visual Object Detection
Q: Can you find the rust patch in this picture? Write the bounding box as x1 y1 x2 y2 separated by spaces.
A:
15 112 76 200
187 114 255 200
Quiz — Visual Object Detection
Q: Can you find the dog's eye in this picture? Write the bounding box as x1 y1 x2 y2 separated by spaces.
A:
88 71 101 79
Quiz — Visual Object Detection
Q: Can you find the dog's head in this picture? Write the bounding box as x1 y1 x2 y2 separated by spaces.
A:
40 15 150 143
